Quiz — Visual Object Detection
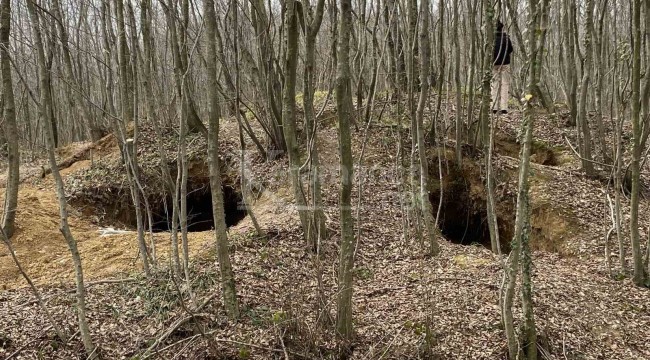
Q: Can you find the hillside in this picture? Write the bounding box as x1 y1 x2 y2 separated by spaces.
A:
1 101 649 360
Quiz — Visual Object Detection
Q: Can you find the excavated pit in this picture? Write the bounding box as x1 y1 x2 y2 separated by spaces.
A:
429 155 514 253
92 178 247 233
146 184 247 232
428 148 576 255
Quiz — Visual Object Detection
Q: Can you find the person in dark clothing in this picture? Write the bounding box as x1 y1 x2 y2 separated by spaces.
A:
492 21 514 113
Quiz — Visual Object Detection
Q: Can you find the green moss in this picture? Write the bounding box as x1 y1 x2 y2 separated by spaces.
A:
238 347 251 359
355 266 373 280
295 90 328 107
271 310 287 324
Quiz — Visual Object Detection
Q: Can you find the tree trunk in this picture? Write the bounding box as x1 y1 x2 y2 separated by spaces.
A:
281 0 317 249
416 0 439 256
503 0 547 357
629 0 646 287
203 0 239 319
563 0 578 127
576 0 596 176
453 0 463 164
593 0 610 164
249 0 285 154
480 0 499 254
0 0 18 239
303 0 328 243
26 0 96 356
335 0 356 344
116 0 150 275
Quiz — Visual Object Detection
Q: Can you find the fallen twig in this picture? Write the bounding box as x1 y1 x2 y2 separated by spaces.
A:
142 328 311 359
66 278 138 294
144 313 211 356
143 293 217 356
5 325 53 360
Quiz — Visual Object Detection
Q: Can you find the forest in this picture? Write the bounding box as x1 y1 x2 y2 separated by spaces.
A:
0 0 649 358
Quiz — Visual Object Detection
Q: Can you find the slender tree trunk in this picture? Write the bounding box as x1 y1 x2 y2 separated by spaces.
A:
171 166 182 275
116 0 149 275
203 0 239 319
577 0 596 176
249 0 285 154
563 0 578 127
281 0 316 249
26 0 96 356
480 0 499 254
593 0 610 164
453 0 463 164
466 0 478 140
335 0 356 344
0 0 18 239
614 88 626 272
179 114 191 283
416 0 439 256
232 0 263 238
503 0 547 357
302 0 328 242
629 0 646 286
139 0 163 265
407 0 422 245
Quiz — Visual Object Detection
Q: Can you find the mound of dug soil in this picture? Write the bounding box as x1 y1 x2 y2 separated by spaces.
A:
428 147 578 255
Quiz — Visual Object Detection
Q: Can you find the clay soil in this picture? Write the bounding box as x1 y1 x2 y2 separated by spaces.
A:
1 104 649 359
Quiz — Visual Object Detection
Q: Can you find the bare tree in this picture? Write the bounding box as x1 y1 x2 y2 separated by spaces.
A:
629 0 647 287
502 0 549 357
576 0 596 176
335 0 356 344
0 0 18 239
302 0 329 244
115 0 150 275
26 0 96 356
281 0 317 249
416 0 440 256
204 0 239 319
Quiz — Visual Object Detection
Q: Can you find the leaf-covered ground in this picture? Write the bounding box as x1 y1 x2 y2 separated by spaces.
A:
1 103 649 359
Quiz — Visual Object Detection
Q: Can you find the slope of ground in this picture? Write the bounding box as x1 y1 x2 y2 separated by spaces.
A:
1 102 649 359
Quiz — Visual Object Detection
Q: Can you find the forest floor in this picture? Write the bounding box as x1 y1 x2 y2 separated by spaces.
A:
1 100 649 359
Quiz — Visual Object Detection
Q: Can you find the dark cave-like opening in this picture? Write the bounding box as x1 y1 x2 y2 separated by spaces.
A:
148 185 247 232
430 168 512 252
104 183 247 233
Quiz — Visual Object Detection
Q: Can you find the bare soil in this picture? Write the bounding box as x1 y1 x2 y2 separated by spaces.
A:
1 105 649 359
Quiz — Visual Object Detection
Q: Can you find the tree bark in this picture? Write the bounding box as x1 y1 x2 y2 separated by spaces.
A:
335 0 356 344
480 0 499 254
576 0 596 176
0 0 18 239
453 0 463 164
629 0 646 286
281 0 317 249
26 0 96 356
416 0 439 256
204 0 239 319
503 0 547 357
116 0 150 275
302 0 328 243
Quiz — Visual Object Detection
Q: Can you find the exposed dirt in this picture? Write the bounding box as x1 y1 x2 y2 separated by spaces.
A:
0 178 218 289
428 146 579 255
1 103 649 359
